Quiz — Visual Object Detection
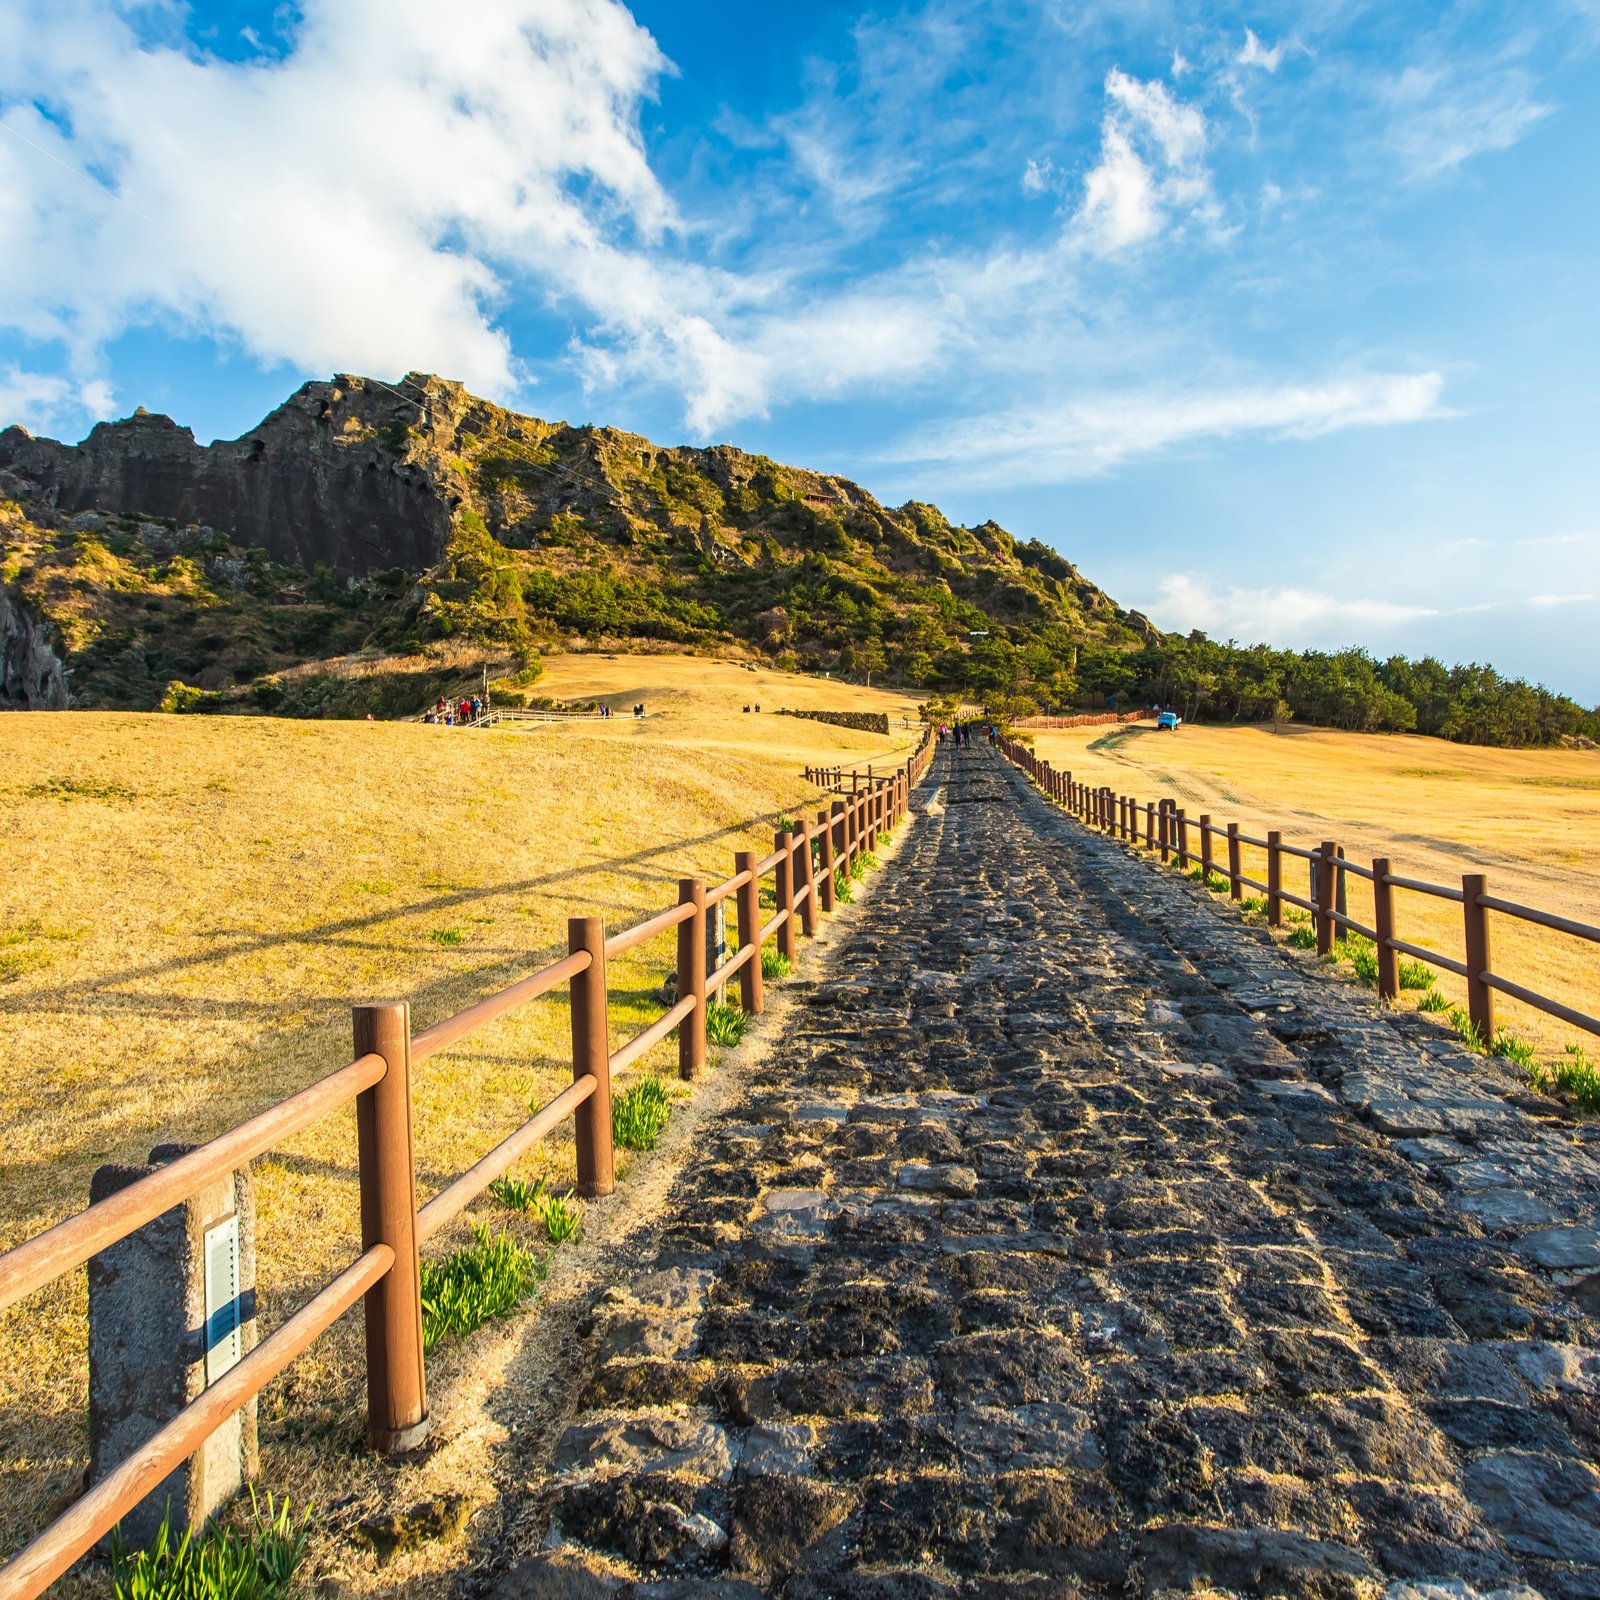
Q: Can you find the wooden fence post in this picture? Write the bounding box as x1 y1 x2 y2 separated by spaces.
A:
1316 842 1338 956
1199 816 1214 880
1159 801 1171 863
1145 802 1155 849
819 806 837 913
734 851 764 1015
677 880 707 1079
1176 809 1190 869
797 819 818 938
1373 858 1399 1002
1227 824 1242 901
1334 846 1349 945
775 830 799 964
353 1001 428 1454
1463 873 1495 1042
1267 831 1283 927
567 917 615 1197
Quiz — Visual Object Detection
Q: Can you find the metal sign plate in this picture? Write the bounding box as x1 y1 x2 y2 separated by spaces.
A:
203 1213 242 1384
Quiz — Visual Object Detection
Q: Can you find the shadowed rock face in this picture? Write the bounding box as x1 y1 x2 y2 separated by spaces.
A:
0 584 68 709
0 374 459 576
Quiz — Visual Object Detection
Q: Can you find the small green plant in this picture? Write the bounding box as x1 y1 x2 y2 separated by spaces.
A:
833 867 854 902
111 1490 310 1600
1446 1006 1484 1053
1240 894 1267 918
705 999 748 1047
761 948 792 981
1399 958 1435 990
1546 1043 1600 1112
1489 1029 1536 1070
1350 944 1379 987
612 1075 671 1151
1287 924 1317 950
1418 987 1451 1014
759 885 777 908
489 1174 542 1212
420 1224 541 1351
877 829 892 847
860 851 879 872
356 879 395 895
428 927 465 946
488 1174 582 1244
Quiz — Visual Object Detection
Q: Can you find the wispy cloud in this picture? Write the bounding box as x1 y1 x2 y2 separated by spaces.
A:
1075 68 1214 254
1379 58 1554 180
1237 29 1284 73
886 371 1449 486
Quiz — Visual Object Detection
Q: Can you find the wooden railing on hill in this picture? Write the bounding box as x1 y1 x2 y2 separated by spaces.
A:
1012 711 1147 730
0 733 933 1599
994 734 1600 1046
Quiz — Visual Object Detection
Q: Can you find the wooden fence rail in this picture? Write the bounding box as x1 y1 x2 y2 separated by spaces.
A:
0 734 934 1600
994 734 1600 1048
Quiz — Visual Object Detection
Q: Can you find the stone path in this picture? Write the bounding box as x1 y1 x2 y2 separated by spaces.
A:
491 746 1600 1600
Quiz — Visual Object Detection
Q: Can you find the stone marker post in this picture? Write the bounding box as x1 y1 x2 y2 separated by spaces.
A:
88 1145 257 1549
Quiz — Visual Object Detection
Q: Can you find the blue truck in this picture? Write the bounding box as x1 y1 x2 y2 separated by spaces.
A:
1156 711 1181 731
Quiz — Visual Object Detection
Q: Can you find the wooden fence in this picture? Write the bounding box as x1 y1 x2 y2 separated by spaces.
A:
994 735 1600 1047
0 733 934 1599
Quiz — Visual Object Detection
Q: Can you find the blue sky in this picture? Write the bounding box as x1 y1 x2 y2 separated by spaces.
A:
2 1 1597 698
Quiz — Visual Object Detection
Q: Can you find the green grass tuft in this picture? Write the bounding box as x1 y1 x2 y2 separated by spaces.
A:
612 1074 672 1151
1545 1044 1600 1112
833 867 853 902
705 999 748 1048
1489 1029 1536 1069
761 948 792 981
1398 958 1435 990
1418 987 1451 1013
877 829 892 847
112 1491 309 1600
428 927 465 947
1240 894 1267 918
1287 924 1317 950
488 1174 582 1245
420 1224 542 1352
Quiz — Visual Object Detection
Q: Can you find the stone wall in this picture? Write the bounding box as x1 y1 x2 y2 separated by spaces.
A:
779 708 889 735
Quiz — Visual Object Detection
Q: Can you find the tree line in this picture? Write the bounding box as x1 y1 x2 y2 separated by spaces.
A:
1067 636 1600 747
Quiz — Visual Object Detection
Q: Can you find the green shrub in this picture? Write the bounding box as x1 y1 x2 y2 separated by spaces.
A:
612 1075 671 1151
488 1174 542 1212
877 829 892 847
1240 894 1267 918
860 851 879 872
833 867 853 903
1446 1006 1484 1052
420 1225 541 1352
1418 987 1451 1014
1287 925 1317 950
111 1491 309 1600
1398 958 1435 990
761 948 792 981
705 999 748 1047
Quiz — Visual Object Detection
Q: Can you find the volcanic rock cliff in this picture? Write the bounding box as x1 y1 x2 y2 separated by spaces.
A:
0 375 461 574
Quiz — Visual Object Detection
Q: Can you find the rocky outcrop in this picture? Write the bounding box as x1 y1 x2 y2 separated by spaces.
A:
0 374 463 576
778 708 890 734
0 584 69 708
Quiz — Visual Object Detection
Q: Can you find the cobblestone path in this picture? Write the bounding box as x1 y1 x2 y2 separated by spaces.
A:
496 747 1600 1600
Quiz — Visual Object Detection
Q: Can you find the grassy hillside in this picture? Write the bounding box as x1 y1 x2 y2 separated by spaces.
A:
0 659 919 1591
1032 720 1600 1062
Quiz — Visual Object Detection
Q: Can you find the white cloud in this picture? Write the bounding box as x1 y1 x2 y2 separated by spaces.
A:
1171 49 1191 78
1021 156 1056 196
887 370 1448 486
1074 69 1213 255
0 0 767 426
1380 60 1554 180
1150 575 1438 645
1237 29 1283 73
0 365 111 434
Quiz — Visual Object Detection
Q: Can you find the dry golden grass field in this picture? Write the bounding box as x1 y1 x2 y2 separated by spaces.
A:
1032 720 1600 1061
0 654 921 1590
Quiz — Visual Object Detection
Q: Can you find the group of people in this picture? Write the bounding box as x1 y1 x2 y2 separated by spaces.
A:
424 696 483 727
598 703 647 718
937 722 977 746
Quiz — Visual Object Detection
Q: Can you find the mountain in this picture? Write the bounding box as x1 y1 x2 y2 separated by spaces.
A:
0 374 1156 710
